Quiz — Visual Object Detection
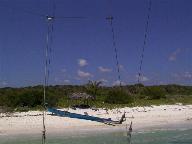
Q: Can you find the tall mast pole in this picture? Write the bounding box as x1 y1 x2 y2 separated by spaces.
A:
42 15 54 144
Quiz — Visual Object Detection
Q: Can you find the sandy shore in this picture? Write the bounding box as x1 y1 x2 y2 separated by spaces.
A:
0 104 192 136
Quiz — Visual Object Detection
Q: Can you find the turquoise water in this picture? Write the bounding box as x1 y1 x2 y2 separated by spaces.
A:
1 129 192 144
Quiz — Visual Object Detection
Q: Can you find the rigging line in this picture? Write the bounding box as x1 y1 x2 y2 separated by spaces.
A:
106 16 122 86
106 0 122 87
52 0 56 18
137 0 152 83
0 2 86 20
106 16 121 86
47 21 54 86
50 0 55 55
42 2 85 142
49 17 54 59
54 16 87 19
42 0 55 141
48 0 55 81
42 19 49 144
126 121 133 144
0 3 46 18
42 16 54 144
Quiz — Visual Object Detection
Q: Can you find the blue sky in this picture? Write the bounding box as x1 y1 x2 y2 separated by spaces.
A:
0 0 192 87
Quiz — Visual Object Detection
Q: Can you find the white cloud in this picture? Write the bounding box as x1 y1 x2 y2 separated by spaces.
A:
172 73 179 78
77 70 93 78
142 76 149 82
54 77 59 82
0 81 8 86
64 80 70 83
136 75 149 82
78 59 88 67
99 78 108 83
119 65 124 69
183 72 192 79
61 68 67 73
98 66 112 73
159 81 165 85
169 48 181 61
172 72 192 80
112 80 125 86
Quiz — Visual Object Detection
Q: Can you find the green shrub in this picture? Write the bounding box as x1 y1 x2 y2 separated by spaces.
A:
14 106 30 112
105 88 133 104
141 87 166 99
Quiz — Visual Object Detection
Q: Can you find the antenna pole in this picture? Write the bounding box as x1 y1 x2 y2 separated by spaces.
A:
42 15 54 144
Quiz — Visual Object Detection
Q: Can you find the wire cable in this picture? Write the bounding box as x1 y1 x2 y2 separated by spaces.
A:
106 16 122 86
42 1 87 143
0 2 46 18
137 0 152 83
42 16 54 144
0 2 86 21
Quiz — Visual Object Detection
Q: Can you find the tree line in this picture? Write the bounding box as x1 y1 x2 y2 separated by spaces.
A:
0 84 192 112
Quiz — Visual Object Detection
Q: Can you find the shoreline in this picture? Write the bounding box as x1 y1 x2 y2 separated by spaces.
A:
0 104 192 137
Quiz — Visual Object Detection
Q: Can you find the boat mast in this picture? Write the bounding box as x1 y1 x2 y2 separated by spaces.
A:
42 15 54 144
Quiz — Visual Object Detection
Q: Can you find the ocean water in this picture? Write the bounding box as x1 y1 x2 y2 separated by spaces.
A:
1 128 192 144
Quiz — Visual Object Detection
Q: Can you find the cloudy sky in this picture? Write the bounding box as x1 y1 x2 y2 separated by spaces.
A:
0 0 192 87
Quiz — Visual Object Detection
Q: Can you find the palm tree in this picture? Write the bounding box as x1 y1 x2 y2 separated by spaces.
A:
86 80 102 100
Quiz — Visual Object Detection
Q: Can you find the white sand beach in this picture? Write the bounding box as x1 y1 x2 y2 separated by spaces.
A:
0 104 192 136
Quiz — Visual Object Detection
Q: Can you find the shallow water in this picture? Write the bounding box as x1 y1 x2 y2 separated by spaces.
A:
1 128 192 144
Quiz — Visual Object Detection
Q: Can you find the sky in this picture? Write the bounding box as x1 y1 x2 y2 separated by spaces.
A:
0 0 192 87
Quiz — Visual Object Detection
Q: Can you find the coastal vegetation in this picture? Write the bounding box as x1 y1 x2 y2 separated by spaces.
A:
0 84 192 112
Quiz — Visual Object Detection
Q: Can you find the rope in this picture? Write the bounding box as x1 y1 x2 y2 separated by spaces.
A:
0 2 46 18
126 121 133 144
42 15 54 144
41 1 85 142
42 2 57 143
106 16 122 87
137 0 152 83
51 0 56 18
0 2 85 20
